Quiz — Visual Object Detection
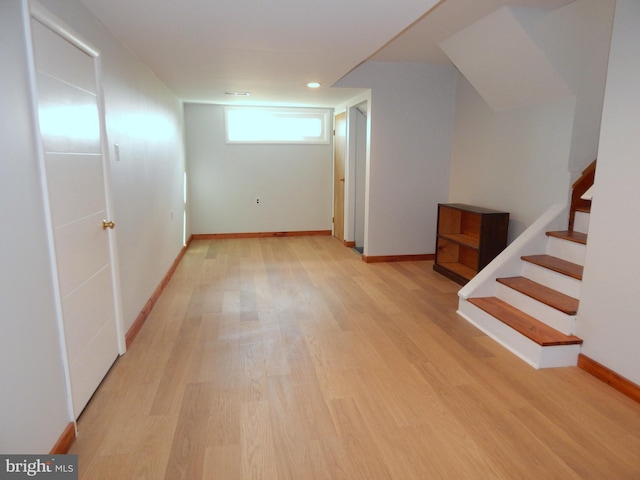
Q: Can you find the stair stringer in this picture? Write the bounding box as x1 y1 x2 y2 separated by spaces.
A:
458 202 569 300
456 202 581 368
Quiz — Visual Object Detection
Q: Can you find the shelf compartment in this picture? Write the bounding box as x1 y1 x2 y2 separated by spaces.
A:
435 238 479 270
434 262 477 282
435 237 479 283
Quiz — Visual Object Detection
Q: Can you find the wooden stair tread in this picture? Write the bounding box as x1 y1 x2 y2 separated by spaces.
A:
497 276 578 315
468 297 583 346
573 205 591 213
546 230 587 245
521 254 583 280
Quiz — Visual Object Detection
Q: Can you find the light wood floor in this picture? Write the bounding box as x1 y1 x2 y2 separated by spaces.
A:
70 236 640 479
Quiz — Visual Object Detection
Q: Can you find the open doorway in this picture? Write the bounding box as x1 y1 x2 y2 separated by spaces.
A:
337 97 369 256
351 102 368 254
347 100 369 254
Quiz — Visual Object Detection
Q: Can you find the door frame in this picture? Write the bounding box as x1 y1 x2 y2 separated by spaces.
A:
341 92 371 254
350 101 368 251
28 2 126 420
333 111 346 242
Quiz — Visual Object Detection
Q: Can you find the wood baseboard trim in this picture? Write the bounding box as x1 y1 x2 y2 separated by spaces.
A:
193 230 331 240
578 353 640 404
343 240 356 248
362 253 435 263
50 422 75 454
125 236 193 349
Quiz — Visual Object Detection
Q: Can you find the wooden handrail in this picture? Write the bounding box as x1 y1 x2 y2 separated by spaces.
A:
569 160 596 231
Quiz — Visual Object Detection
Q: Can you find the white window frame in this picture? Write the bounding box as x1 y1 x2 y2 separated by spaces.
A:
224 106 331 144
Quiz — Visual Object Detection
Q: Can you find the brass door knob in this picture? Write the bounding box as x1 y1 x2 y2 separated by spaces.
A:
102 220 115 230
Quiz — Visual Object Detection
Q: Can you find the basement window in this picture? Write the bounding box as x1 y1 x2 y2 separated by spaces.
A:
225 106 331 144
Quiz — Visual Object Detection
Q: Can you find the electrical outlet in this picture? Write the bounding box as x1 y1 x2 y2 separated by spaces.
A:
255 197 260 204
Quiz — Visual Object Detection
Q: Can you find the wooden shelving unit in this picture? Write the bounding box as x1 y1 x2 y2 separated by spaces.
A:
433 203 509 285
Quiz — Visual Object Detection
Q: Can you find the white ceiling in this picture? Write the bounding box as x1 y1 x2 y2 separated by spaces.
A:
80 0 574 107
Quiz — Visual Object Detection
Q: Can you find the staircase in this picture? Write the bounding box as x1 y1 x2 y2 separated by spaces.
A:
457 162 595 369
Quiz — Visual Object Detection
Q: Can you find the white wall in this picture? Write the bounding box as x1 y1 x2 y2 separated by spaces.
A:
450 76 574 240
40 0 187 331
448 0 614 240
516 0 615 177
0 0 186 452
184 103 333 234
0 0 70 454
335 61 457 256
576 0 640 386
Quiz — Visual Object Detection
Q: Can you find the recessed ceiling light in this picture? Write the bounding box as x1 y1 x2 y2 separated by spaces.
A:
225 91 251 96
306 82 321 89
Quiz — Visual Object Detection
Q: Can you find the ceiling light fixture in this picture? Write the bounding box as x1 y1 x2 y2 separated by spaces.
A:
306 82 321 89
225 91 251 96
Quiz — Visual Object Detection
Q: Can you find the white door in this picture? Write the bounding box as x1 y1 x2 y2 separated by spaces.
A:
31 17 121 418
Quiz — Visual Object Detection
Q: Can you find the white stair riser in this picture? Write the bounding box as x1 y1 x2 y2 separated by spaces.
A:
573 211 590 234
495 283 576 335
537 344 582 369
521 262 582 299
457 300 580 368
546 236 586 266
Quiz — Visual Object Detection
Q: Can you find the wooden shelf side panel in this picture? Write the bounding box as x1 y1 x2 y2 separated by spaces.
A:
478 213 510 269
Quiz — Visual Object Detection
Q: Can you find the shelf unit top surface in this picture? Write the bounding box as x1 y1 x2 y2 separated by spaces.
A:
439 203 509 215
